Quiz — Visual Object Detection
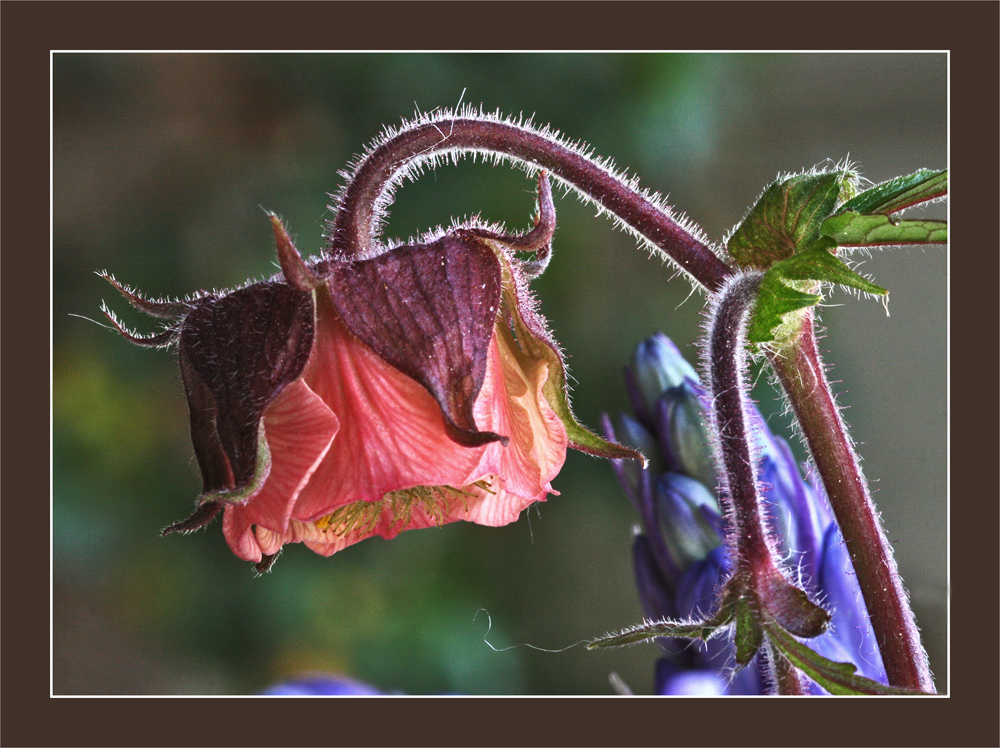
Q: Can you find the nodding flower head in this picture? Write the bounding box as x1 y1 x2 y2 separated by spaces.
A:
604 333 886 695
103 174 640 572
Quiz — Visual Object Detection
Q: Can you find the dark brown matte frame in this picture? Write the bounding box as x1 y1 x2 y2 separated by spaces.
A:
7 2 998 747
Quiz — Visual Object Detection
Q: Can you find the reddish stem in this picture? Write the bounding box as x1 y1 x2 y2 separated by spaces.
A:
770 646 810 696
707 273 775 572
327 117 733 292
769 313 935 693
708 273 837 694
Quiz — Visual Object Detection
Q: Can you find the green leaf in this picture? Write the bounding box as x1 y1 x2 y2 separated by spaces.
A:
766 622 929 695
838 169 947 215
821 212 948 247
747 246 887 346
588 596 737 650
728 171 849 270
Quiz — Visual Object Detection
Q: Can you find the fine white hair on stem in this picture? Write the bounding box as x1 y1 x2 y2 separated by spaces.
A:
327 104 723 284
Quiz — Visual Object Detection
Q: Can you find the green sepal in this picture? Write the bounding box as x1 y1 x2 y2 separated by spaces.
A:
727 171 851 270
746 273 821 347
734 597 764 666
837 169 947 215
587 618 725 650
495 249 647 465
777 241 888 294
765 620 929 695
748 243 887 346
588 590 736 650
821 212 948 247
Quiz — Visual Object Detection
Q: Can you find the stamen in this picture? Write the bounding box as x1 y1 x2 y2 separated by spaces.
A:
312 479 497 537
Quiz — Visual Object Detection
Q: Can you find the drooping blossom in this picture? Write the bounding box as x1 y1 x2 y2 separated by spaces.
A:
103 175 639 571
604 333 887 694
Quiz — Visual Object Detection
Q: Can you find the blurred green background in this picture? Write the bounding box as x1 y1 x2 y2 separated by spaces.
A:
53 53 947 695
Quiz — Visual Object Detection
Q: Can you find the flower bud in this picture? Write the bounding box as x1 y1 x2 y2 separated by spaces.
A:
655 474 720 572
655 380 716 487
625 333 699 424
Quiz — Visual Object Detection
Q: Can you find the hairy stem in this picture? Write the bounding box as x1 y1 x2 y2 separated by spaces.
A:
707 272 776 574
709 274 833 683
769 646 809 696
769 314 935 693
332 115 932 690
328 117 733 292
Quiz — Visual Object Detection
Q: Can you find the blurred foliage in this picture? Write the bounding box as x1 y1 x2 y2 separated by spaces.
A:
53 53 946 694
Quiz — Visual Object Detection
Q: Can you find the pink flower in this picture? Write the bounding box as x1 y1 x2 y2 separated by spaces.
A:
104 175 639 571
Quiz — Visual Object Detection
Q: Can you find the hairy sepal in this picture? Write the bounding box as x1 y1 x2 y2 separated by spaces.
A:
733 597 764 667
748 241 887 347
820 212 947 247
493 246 645 464
726 170 853 271
725 165 948 346
765 619 929 695
179 284 314 494
325 232 507 448
587 617 727 650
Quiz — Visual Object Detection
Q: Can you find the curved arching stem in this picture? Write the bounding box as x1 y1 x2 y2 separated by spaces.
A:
328 117 733 292
329 114 934 692
707 272 830 694
706 272 773 572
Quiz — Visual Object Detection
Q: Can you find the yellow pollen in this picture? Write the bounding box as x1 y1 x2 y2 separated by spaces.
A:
312 478 497 537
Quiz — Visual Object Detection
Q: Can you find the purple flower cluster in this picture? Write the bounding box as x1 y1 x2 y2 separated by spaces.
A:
605 334 887 695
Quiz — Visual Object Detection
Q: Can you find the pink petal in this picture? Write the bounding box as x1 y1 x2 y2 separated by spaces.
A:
244 292 570 561
253 524 288 557
223 506 263 562
240 379 339 532
472 327 568 501
259 473 555 560
453 475 554 528
292 290 488 522
220 378 338 560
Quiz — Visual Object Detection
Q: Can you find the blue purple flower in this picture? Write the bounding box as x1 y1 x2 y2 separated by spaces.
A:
260 673 382 696
604 333 886 695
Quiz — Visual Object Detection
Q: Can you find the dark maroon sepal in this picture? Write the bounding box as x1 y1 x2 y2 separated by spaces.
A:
100 272 190 319
760 566 831 639
100 273 189 348
326 233 507 448
179 283 315 493
269 214 321 291
466 172 555 278
102 309 177 348
255 552 281 575
161 500 222 536
178 345 235 494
